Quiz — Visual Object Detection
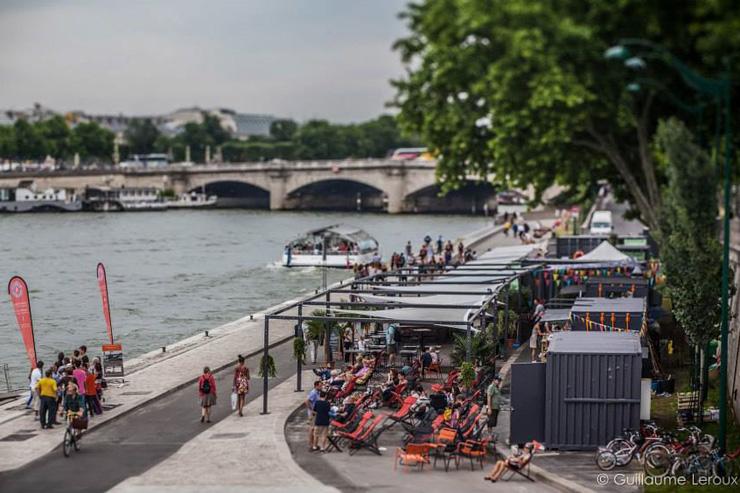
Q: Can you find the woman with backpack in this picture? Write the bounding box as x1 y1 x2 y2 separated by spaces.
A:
198 367 217 423
232 355 250 417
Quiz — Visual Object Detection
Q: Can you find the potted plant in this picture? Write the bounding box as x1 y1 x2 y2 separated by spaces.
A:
258 354 277 378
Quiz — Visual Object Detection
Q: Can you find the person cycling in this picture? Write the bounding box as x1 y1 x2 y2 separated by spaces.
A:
63 382 88 439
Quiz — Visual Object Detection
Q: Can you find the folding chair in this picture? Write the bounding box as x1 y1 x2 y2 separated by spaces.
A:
502 452 534 482
453 440 487 470
394 443 433 471
347 414 387 456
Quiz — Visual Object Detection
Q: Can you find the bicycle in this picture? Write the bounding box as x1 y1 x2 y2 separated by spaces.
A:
62 411 87 457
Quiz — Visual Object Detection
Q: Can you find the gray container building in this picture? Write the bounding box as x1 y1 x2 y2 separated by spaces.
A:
544 331 642 450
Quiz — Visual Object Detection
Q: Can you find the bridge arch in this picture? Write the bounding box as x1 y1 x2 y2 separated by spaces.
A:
403 180 497 214
285 178 387 212
188 180 270 209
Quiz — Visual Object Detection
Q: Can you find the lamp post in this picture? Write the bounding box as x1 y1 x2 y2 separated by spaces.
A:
606 39 733 452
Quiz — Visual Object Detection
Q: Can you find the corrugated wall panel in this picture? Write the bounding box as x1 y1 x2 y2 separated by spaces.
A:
545 351 641 450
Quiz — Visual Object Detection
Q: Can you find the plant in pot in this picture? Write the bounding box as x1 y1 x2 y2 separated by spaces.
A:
305 310 340 364
292 336 306 365
258 354 277 378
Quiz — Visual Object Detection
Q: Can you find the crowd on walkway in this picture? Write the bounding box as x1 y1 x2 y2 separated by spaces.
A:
352 234 475 280
26 345 104 431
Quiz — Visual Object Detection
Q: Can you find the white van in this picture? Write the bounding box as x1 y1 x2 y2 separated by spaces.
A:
590 210 613 235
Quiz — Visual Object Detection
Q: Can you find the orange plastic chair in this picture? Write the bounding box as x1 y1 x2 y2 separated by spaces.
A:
394 443 432 471
454 440 487 470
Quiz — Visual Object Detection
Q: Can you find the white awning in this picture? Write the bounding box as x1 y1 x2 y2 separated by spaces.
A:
578 241 633 262
332 306 482 330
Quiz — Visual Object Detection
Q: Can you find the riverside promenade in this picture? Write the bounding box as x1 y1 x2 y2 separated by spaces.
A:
0 213 559 492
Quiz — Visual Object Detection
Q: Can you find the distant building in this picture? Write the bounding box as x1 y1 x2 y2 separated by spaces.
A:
0 103 279 140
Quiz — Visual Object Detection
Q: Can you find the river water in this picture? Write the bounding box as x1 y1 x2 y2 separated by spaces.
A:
0 210 488 387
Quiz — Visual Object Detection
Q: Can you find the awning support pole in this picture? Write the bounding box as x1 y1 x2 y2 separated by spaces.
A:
295 304 303 392
261 316 270 415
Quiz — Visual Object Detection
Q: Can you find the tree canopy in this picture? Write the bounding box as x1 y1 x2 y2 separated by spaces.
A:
392 0 740 229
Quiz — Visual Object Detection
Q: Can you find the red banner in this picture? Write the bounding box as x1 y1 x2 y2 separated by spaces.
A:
97 263 114 344
8 276 37 368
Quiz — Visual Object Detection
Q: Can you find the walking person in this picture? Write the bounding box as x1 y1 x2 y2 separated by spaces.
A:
233 355 250 417
36 369 57 429
305 381 321 450
198 367 217 423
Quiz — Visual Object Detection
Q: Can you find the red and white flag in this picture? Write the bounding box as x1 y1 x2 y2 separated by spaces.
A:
8 276 37 368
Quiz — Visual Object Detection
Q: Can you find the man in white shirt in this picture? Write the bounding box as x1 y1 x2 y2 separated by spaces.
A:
27 361 43 418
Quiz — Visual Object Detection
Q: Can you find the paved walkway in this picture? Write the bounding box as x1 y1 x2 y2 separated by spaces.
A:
0 293 304 473
109 371 336 493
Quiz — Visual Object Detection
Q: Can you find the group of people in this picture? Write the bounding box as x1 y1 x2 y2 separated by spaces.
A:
502 212 542 244
196 354 251 424
27 345 102 431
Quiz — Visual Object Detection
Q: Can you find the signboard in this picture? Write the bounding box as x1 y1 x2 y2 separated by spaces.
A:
102 343 125 379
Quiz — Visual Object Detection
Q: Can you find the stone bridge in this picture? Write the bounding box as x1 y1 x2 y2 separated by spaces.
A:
0 160 497 213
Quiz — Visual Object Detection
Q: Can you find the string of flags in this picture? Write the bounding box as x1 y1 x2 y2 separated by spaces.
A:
569 312 646 334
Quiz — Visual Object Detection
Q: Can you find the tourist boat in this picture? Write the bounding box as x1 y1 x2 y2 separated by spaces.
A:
165 192 218 209
0 181 82 212
282 224 380 268
85 187 167 211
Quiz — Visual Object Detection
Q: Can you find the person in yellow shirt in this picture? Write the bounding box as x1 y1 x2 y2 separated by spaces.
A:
36 369 58 429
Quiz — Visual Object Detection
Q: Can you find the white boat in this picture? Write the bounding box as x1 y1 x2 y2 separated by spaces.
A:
0 181 82 212
86 187 167 212
282 224 380 268
166 192 218 209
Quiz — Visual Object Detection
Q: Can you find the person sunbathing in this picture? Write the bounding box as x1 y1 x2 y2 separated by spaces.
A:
484 442 535 482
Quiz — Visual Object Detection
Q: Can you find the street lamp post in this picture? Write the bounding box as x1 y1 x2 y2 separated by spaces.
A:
606 40 733 452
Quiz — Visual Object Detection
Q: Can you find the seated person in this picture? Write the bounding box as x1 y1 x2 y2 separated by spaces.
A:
312 362 335 381
381 369 400 401
484 442 536 482
334 395 357 423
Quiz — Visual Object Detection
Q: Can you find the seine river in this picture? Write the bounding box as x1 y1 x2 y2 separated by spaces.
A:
0 210 488 387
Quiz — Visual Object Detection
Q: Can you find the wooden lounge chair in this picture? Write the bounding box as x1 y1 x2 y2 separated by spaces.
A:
384 395 417 428
347 414 387 456
501 451 534 482
394 443 433 471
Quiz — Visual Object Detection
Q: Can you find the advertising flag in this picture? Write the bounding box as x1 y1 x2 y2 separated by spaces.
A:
97 263 114 344
7 276 37 368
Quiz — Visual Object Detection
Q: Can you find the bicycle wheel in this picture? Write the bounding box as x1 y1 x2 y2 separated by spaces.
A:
596 450 617 471
644 444 671 477
670 458 689 478
63 429 74 457
606 438 632 454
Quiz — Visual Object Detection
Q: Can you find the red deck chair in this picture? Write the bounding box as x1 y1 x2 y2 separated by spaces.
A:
385 381 408 409
334 411 374 444
333 378 356 401
347 414 387 456
384 395 417 427
431 370 459 393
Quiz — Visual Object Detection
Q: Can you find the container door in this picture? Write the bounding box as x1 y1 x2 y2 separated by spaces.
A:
510 362 546 444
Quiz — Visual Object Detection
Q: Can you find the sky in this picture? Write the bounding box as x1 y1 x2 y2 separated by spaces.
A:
0 0 409 122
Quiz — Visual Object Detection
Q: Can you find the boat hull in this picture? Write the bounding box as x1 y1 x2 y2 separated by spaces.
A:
281 252 376 268
0 200 83 212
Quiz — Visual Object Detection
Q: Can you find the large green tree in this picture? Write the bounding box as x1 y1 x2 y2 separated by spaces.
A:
392 0 740 229
125 118 161 155
656 118 721 347
14 119 47 161
70 122 114 161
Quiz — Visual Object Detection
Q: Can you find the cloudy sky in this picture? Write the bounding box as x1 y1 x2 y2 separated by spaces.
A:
0 0 409 122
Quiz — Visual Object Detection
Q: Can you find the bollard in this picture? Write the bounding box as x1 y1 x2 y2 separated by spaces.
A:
204 330 209 337
250 314 253 320
161 346 166 353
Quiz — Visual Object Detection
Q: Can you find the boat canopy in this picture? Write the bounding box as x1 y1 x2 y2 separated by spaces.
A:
288 224 378 254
